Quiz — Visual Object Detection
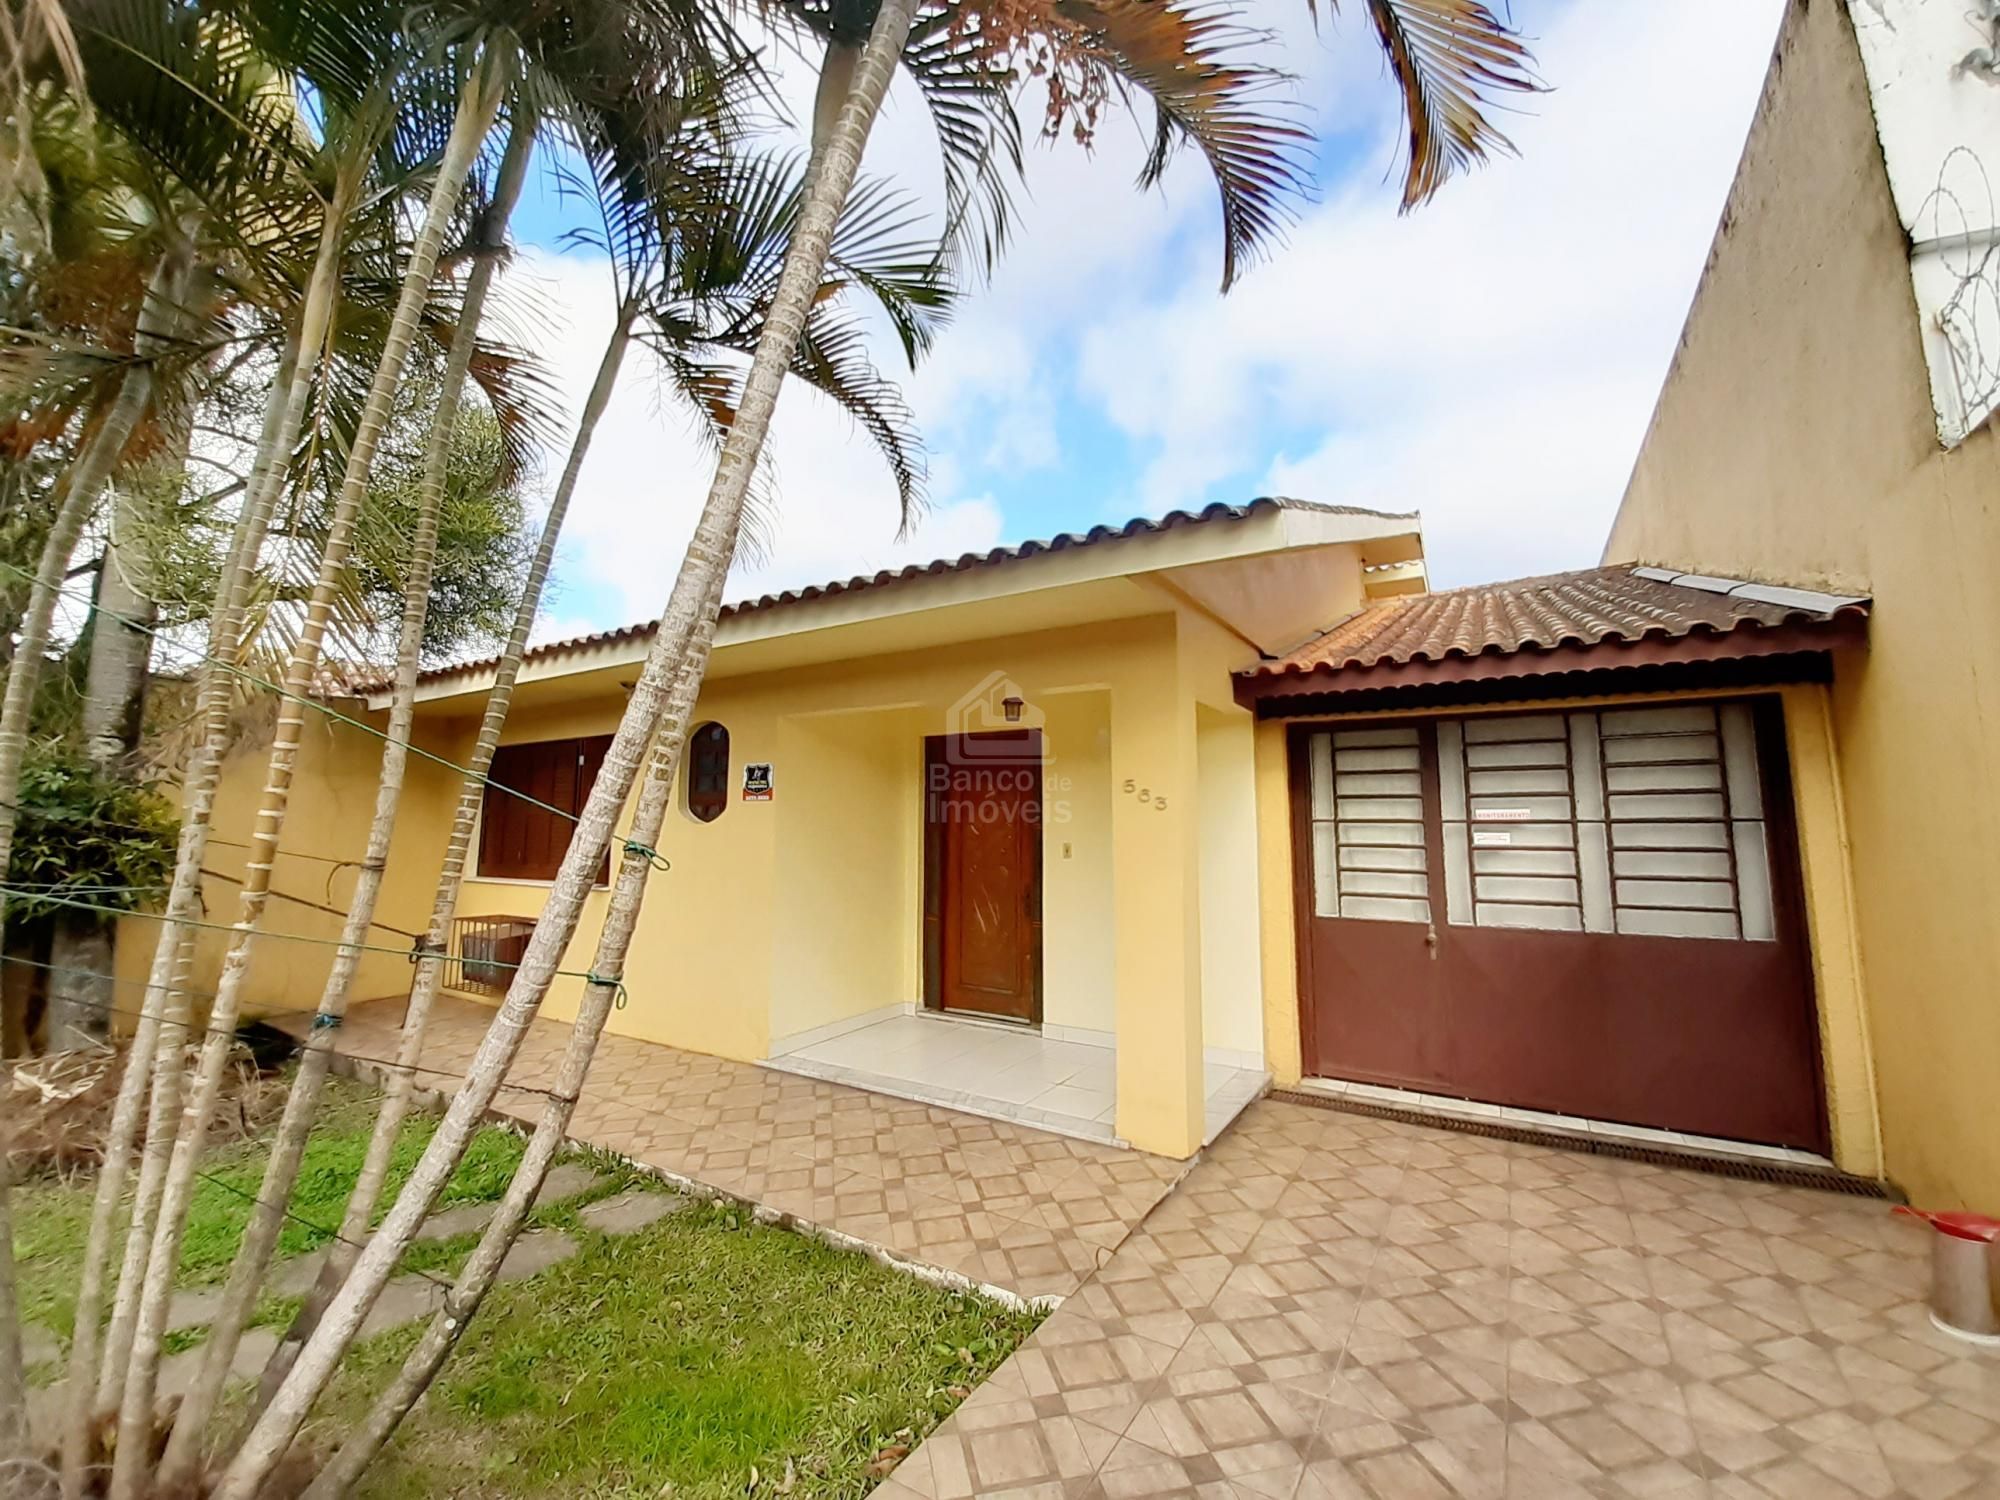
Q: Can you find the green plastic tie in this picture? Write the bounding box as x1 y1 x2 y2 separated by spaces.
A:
622 839 670 873
585 971 629 1009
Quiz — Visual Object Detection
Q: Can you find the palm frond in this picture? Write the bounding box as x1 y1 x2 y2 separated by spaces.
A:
1330 0 1539 211
897 7 1024 281
762 0 1025 281
1054 0 1309 290
827 173 954 366
785 305 925 529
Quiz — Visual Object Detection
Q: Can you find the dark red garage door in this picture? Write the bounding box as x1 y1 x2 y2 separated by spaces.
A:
1291 698 1828 1152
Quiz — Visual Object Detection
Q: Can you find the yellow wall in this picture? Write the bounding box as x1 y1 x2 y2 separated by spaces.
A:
1602 0 1999 1208
771 706 921 1041
1197 703 1263 1061
368 609 1257 1156
1253 717 1303 1087
1040 691 1115 1036
114 700 462 1031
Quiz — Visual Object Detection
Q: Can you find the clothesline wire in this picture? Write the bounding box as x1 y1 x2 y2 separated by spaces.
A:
9 790 369 869
0 954 575 1104
0 884 611 990
0 813 425 941
0 556 583 826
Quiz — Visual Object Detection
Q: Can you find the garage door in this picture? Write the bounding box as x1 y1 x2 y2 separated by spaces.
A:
1292 698 1827 1151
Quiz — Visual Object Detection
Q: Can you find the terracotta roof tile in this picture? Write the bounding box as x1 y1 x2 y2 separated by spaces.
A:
1247 565 1869 680
396 497 1415 691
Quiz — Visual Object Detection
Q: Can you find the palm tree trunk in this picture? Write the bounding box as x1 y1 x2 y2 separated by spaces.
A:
260 292 640 1407
0 246 182 931
218 7 920 1490
159 108 535 1484
303 568 723 1497
104 62 504 1500
68 157 359 1497
85 333 301 1427
44 428 182 1054
0 245 187 1471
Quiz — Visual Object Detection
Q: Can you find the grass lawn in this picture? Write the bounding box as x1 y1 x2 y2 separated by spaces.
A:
15 1069 1043 1498
13 1074 530 1346
324 1194 1040 1499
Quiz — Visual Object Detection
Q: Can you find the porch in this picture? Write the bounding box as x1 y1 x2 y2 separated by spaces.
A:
764 1007 1269 1147
305 995 1190 1303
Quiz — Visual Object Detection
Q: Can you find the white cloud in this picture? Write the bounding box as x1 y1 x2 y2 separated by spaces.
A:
508 0 1787 639
497 248 1005 644
1072 0 1786 584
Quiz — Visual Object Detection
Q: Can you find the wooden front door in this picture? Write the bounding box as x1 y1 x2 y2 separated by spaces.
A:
924 732 1043 1023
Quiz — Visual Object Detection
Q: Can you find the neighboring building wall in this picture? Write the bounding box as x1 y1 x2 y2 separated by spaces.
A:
1604 0 2000 1207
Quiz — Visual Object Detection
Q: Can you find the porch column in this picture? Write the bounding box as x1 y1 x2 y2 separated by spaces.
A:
1110 649 1204 1158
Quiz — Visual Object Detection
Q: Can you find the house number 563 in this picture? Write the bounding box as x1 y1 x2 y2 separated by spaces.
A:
1121 778 1169 812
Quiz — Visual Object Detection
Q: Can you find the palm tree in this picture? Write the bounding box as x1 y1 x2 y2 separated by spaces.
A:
28 3 380 1474
152 102 541 1482
261 145 946 1406
222 2 1535 1490
308 552 730 1498
101 45 509 1491
31 0 733 1481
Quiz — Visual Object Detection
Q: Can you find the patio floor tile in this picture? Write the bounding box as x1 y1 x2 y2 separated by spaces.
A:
895 1100 1984 1498
300 1003 1988 1497
296 996 1186 1303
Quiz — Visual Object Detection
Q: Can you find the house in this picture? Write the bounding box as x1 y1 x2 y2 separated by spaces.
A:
139 500 1425 1160
142 0 1994 1209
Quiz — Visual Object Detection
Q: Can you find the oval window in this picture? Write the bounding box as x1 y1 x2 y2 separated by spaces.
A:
686 721 729 823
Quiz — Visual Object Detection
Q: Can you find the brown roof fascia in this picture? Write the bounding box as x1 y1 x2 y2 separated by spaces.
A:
1233 614 1867 713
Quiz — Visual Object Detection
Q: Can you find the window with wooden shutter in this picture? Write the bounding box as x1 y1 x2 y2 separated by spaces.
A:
477 735 613 882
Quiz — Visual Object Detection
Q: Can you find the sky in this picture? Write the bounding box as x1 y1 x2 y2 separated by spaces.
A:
494 0 1789 647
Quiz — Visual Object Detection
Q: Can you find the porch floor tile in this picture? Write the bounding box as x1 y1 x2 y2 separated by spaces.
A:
295 997 1188 1303
888 1099 1990 1499
768 1011 1269 1147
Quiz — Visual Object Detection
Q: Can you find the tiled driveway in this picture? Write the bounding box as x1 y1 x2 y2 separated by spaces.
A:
876 1101 1995 1500
307 997 1185 1302
309 1000 1993 1498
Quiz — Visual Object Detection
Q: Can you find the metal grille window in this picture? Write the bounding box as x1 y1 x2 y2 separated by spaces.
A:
1440 714 1587 932
1602 703 1774 941
1307 727 1431 923
1434 704 1776 941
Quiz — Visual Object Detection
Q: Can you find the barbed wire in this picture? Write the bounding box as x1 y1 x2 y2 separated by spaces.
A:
1916 146 2000 431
